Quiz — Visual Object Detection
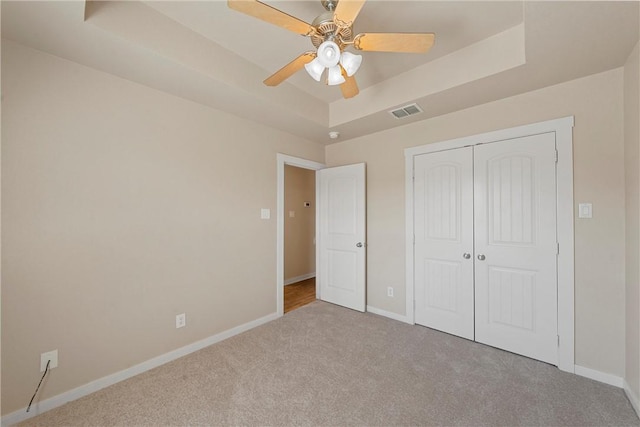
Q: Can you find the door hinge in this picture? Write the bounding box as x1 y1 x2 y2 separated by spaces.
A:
555 148 559 163
557 335 560 346
557 242 560 255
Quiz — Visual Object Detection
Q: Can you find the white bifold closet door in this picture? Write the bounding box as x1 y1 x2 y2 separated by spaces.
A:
414 133 558 365
414 146 475 340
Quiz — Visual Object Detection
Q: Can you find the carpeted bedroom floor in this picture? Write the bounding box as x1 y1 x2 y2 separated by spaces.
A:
17 301 640 426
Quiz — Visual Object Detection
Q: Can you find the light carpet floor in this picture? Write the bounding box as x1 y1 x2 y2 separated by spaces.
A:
18 301 640 426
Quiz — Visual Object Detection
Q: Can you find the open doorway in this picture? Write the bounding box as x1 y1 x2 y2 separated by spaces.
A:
277 154 324 315
283 165 316 313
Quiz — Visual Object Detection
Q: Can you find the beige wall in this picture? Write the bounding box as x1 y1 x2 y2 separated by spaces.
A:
625 40 640 400
0 40 324 415
284 165 315 282
326 68 627 377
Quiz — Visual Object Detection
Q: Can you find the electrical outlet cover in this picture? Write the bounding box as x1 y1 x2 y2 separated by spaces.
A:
41 350 58 372
176 313 186 328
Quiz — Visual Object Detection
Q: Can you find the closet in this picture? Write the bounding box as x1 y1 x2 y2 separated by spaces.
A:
413 132 558 365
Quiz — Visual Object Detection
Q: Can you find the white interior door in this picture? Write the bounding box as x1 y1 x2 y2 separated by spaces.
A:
474 133 558 365
414 147 475 340
317 163 366 312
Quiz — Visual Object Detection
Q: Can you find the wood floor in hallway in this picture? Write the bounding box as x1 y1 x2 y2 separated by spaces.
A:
284 278 316 313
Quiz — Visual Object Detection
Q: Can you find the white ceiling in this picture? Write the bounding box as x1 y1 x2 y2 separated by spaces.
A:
2 1 639 144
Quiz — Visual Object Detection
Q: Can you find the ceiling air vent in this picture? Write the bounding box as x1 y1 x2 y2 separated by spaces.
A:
389 103 423 119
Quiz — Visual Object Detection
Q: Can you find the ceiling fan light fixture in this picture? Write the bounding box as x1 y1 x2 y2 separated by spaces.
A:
327 65 346 86
304 58 325 81
316 40 341 68
340 51 362 77
228 0 436 99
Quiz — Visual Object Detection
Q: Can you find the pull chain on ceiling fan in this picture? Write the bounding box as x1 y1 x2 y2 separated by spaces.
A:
228 0 435 99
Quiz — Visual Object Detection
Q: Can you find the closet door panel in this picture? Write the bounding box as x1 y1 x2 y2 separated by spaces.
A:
474 133 558 365
414 147 474 340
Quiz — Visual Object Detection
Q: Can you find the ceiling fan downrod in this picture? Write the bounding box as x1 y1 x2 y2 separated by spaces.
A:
321 0 338 12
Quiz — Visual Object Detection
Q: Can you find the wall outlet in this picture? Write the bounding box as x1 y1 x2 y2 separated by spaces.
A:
41 350 58 372
176 313 186 329
387 287 394 297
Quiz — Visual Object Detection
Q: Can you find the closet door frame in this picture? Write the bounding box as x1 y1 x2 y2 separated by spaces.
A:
404 116 575 373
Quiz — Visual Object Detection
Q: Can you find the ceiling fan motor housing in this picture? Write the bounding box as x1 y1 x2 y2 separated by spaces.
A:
310 11 353 49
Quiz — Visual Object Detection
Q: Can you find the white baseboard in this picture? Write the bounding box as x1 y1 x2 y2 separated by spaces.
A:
284 272 315 286
624 379 640 418
574 365 624 388
366 305 413 325
1 311 280 427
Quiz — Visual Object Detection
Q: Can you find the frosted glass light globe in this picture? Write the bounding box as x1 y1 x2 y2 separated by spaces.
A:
327 65 346 86
340 51 362 77
317 41 341 68
304 58 325 81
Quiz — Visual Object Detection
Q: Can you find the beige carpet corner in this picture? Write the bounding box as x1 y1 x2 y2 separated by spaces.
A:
17 301 640 426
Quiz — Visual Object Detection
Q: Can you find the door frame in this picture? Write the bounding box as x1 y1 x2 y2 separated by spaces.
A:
276 154 325 317
404 116 575 373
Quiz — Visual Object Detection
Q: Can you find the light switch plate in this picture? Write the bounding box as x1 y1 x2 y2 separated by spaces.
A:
578 203 592 219
261 208 270 219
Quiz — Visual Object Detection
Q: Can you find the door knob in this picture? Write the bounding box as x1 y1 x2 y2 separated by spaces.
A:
463 253 471 259
356 242 363 248
477 254 486 261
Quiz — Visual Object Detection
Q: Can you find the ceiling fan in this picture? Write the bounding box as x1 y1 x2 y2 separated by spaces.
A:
227 0 435 99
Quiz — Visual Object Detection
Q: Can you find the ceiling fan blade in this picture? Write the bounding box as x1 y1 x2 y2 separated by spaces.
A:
228 0 314 36
264 52 316 86
340 66 359 99
334 0 366 27
354 32 435 53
